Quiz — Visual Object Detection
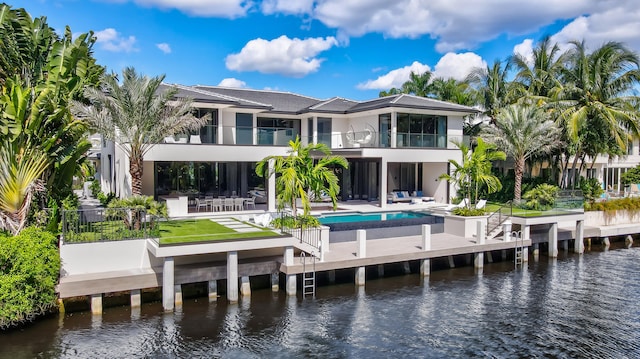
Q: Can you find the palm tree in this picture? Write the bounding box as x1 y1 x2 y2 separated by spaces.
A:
0 143 49 235
439 138 505 207
511 36 567 102
467 59 516 123
551 41 640 187
73 67 209 195
255 137 348 217
482 104 561 201
429 77 475 106
401 71 433 97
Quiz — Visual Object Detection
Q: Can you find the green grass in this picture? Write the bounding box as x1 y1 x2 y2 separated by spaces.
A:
158 219 281 245
484 203 581 217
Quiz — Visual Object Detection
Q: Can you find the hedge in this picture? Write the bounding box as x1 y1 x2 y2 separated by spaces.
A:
0 227 60 330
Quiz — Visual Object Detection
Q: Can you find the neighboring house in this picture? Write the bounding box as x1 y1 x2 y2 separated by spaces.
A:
99 85 479 210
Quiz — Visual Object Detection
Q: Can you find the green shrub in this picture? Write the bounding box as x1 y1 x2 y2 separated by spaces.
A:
0 227 60 329
89 180 101 198
522 184 559 211
585 197 640 212
97 191 116 206
621 165 640 185
452 207 486 216
271 214 321 229
579 177 604 203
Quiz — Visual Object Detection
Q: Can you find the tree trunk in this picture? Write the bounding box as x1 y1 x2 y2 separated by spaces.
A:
129 150 144 195
514 157 525 202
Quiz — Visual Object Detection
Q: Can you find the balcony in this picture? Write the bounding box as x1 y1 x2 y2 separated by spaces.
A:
302 131 469 150
160 126 300 146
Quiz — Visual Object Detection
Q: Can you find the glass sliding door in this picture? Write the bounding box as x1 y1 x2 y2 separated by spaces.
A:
317 117 332 147
379 113 391 148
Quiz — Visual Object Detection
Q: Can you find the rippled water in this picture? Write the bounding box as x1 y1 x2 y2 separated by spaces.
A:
2 247 640 358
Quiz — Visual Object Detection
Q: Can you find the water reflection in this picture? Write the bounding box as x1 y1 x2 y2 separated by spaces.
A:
1 248 640 358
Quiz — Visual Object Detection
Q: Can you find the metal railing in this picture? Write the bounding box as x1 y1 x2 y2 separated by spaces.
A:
486 201 512 238
277 213 322 251
62 208 160 243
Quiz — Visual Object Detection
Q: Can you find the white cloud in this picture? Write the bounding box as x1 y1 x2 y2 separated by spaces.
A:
218 78 247 88
261 0 314 15
156 43 172 54
225 35 338 77
94 28 137 53
550 5 640 53
513 39 534 66
111 0 250 18
286 0 601 52
433 52 486 81
357 61 430 90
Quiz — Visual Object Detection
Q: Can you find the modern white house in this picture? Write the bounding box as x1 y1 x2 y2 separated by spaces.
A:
95 84 482 211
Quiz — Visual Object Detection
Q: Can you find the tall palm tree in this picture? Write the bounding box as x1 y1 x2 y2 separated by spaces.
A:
552 41 640 187
482 104 561 201
255 137 348 217
511 36 567 102
73 67 208 195
467 59 516 123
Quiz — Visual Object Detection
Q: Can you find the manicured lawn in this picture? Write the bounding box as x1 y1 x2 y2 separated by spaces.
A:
485 203 582 217
158 219 281 244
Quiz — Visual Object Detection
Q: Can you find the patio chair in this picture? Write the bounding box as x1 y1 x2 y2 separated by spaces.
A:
164 136 176 143
195 198 208 212
475 199 487 210
224 198 234 211
245 196 256 210
234 197 244 211
211 198 223 212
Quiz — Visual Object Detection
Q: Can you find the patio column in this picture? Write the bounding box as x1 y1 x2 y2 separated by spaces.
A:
227 251 239 303
474 220 485 269
522 225 530 262
162 257 175 311
355 230 366 286
390 112 397 148
575 220 584 254
420 224 431 277
380 159 388 209
548 223 558 258
284 246 296 296
268 159 276 212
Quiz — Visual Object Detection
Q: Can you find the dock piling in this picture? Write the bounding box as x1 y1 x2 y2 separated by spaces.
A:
91 294 102 315
208 280 218 302
227 251 239 303
130 289 141 308
162 257 175 311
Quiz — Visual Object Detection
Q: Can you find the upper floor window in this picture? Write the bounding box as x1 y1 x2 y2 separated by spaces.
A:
236 113 253 145
192 108 218 144
317 117 332 147
396 113 447 148
257 117 300 145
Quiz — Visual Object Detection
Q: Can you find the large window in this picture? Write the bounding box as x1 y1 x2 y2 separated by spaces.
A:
257 117 300 145
155 161 264 198
236 113 253 145
317 117 332 147
396 113 447 148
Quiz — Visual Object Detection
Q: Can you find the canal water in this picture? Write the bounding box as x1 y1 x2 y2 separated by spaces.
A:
2 246 640 358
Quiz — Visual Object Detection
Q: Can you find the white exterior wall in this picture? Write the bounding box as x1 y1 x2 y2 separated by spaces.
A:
422 162 449 203
59 240 161 276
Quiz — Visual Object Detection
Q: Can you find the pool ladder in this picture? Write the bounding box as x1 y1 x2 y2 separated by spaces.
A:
513 230 525 267
301 252 316 299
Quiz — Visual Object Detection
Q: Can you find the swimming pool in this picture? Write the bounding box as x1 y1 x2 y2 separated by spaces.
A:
317 211 428 225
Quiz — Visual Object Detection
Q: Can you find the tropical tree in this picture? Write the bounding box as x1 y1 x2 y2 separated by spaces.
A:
551 41 640 187
0 143 49 235
439 138 506 207
0 4 103 229
482 104 561 201
401 71 433 97
511 35 567 102
429 77 475 106
467 59 516 122
255 137 348 217
73 67 208 195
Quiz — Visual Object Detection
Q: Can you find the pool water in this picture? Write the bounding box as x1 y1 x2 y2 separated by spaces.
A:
317 211 427 225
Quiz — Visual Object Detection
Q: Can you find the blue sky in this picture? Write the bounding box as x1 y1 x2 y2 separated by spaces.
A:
14 1 640 100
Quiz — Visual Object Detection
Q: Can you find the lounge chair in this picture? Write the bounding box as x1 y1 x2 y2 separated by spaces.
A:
475 199 487 210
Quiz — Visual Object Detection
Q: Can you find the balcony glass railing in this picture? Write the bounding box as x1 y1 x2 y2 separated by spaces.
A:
161 127 469 148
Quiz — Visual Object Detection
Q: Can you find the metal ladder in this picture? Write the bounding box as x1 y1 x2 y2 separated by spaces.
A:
513 230 525 267
301 252 316 299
